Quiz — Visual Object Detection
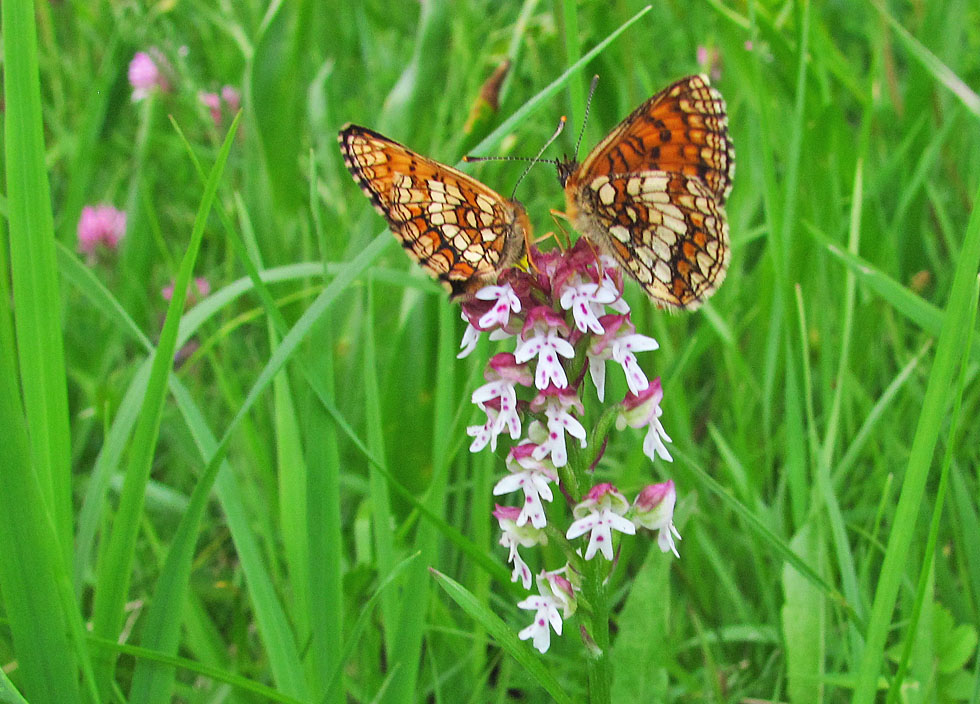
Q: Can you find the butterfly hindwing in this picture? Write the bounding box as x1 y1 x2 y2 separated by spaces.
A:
580 170 729 308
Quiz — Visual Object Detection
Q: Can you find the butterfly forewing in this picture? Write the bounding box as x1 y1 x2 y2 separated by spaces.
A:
562 75 734 309
338 124 528 297
583 170 729 308
574 74 734 204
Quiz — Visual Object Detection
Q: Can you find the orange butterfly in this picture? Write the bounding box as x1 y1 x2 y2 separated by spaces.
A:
338 124 529 298
558 75 735 310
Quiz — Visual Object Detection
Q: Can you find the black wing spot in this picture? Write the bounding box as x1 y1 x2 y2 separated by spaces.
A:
605 152 619 176
626 134 646 155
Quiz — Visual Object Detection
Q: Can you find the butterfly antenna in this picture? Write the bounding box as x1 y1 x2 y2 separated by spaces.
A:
509 115 566 199
572 75 601 161
463 155 541 164
463 117 566 199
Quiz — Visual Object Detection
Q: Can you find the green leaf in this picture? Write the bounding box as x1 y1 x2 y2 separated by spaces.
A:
610 546 670 703
782 524 826 704
938 670 975 701
935 610 977 675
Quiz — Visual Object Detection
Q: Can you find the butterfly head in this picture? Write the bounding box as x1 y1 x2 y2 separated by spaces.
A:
556 157 579 188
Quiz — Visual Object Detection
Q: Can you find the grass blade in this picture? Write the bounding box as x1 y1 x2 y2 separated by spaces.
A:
0 323 85 704
3 0 72 562
129 373 310 701
1 1 95 700
887 274 979 701
89 113 241 691
679 448 853 619
813 229 944 337
869 0 980 120
0 666 30 704
126 228 393 698
466 5 652 159
431 569 572 704
92 636 306 704
852 176 980 703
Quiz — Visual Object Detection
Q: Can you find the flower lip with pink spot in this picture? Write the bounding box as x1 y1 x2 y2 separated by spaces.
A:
513 306 576 390
566 483 636 561
474 283 522 329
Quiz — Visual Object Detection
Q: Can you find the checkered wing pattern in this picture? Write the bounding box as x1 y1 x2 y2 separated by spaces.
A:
560 75 734 309
338 124 529 298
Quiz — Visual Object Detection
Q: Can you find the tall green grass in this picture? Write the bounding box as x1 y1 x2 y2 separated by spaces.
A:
1 1 978 702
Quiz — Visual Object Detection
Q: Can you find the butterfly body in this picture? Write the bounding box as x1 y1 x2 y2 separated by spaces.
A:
338 124 528 298
559 75 735 310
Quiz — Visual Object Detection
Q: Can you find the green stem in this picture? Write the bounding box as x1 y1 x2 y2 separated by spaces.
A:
565 427 614 703
582 557 611 703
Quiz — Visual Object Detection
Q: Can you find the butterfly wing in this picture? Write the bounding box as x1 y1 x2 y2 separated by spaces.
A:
338 124 528 297
563 75 734 309
572 170 729 309
574 74 734 205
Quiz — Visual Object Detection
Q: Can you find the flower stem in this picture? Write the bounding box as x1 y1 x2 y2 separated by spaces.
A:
582 556 612 703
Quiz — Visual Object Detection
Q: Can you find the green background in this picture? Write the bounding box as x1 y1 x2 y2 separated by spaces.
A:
1 1 978 702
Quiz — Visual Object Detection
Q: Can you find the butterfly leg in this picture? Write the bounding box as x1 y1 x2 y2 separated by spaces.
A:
578 234 607 279
548 209 572 251
522 231 560 274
